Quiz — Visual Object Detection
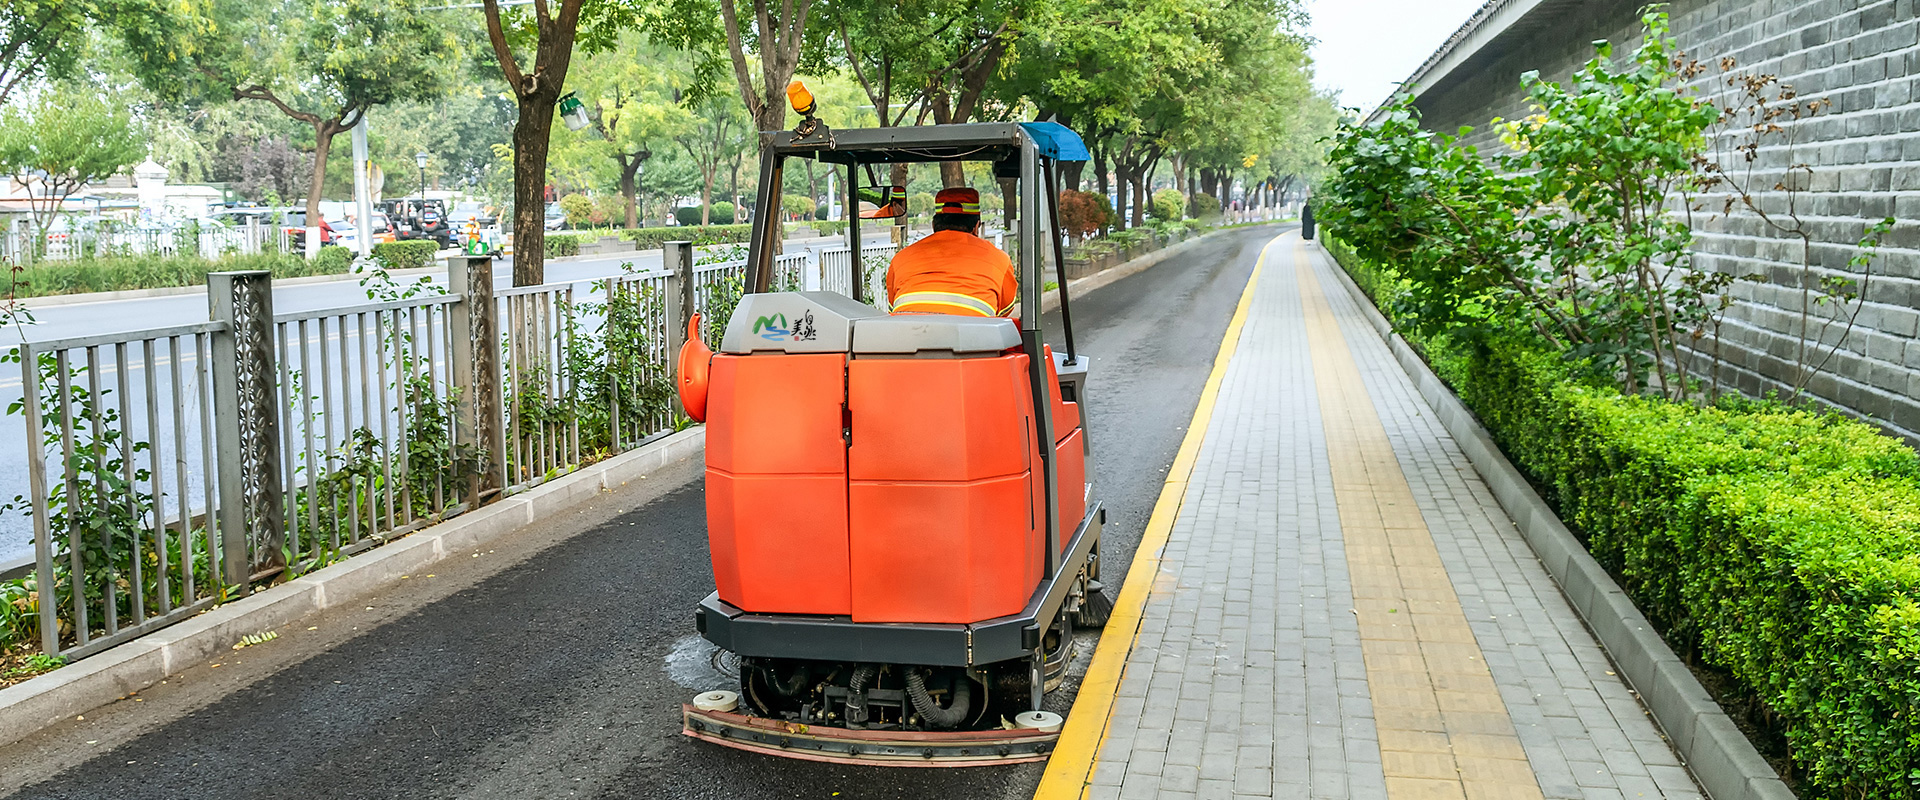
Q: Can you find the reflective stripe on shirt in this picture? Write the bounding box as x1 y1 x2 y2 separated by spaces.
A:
891 290 996 316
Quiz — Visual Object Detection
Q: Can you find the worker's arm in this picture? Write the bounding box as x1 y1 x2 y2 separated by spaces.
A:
997 256 1019 316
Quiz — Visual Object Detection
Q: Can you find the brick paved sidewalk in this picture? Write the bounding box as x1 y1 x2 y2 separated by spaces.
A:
1085 234 1702 800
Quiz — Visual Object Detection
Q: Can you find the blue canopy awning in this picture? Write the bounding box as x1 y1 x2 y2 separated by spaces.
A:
1019 122 1090 162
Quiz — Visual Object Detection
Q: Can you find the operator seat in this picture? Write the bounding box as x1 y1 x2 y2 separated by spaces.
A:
704 292 1086 625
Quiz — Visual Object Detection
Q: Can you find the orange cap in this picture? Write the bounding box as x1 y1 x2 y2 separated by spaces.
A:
935 187 980 215
786 81 816 116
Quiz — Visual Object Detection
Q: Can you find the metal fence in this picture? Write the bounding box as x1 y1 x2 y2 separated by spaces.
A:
10 222 292 263
10 244 744 659
10 235 958 660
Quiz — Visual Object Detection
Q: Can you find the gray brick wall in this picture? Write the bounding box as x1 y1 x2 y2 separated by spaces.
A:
1408 0 1920 439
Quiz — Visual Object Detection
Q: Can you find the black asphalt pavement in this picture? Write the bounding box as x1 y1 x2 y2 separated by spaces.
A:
0 224 1282 800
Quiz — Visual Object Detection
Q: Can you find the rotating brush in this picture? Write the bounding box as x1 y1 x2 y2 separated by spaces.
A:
1074 580 1114 629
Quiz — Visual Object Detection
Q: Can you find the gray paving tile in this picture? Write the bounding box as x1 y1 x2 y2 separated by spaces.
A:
1088 239 1700 798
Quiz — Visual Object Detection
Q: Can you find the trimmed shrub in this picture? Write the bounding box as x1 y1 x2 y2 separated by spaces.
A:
1330 239 1920 799
1189 192 1222 219
544 233 588 258
814 205 830 221
313 246 353 273
710 202 736 225
1149 188 1185 222
371 240 440 271
1058 190 1107 239
673 206 703 226
12 251 351 298
619 224 754 249
812 220 849 238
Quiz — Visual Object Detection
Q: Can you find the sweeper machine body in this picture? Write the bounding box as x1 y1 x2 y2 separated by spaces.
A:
673 108 1110 767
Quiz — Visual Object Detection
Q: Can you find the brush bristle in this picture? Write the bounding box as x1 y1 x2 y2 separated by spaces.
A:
1075 582 1114 628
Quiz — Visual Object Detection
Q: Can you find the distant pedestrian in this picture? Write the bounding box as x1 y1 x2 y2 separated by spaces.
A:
1301 201 1315 241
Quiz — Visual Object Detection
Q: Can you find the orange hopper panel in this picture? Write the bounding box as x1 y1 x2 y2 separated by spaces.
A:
705 354 852 615
847 355 1042 623
1055 427 1086 545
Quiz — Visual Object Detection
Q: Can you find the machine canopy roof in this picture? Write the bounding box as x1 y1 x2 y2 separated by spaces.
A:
1018 122 1089 162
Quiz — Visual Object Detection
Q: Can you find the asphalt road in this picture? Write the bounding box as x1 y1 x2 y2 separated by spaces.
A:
0 234 893 569
0 224 1281 800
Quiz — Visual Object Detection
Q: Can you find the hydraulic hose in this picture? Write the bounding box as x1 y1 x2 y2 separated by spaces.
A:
844 664 878 728
905 669 972 730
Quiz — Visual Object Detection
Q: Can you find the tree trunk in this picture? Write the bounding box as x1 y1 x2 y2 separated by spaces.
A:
1121 164 1136 227
305 122 339 257
701 176 712 225
805 159 818 220
1060 161 1084 193
1094 156 1108 196
619 158 640 230
511 94 558 286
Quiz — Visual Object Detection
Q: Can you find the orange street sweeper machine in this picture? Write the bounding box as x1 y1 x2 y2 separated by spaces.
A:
673 108 1110 767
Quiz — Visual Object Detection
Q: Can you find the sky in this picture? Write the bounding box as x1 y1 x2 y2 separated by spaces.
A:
1303 0 1491 113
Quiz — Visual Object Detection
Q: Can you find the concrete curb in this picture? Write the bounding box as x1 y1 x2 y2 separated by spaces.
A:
1319 245 1793 800
0 426 705 751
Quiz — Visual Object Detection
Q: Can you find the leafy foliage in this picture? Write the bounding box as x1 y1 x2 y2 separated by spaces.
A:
370 240 440 272
1057 190 1108 240
0 85 143 251
9 252 349 298
1148 188 1184 222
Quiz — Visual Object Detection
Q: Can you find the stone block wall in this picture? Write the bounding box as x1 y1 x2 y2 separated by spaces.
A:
1409 0 1920 439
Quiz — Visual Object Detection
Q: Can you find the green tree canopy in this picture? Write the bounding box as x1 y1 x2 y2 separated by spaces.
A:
0 84 143 250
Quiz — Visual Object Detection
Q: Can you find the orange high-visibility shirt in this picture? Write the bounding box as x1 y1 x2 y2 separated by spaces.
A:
885 230 1018 317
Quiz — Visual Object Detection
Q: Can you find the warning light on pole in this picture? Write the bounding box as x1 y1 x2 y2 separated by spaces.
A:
787 81 817 117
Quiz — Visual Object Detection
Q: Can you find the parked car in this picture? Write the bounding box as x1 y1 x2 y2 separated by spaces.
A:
382 198 452 248
544 201 566 230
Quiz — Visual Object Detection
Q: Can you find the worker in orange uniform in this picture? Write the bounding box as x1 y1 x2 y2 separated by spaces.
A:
885 187 1018 317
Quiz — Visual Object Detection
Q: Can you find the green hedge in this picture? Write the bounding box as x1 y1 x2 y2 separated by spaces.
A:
618 224 754 249
10 251 354 298
544 233 589 258
371 240 440 271
1330 238 1920 798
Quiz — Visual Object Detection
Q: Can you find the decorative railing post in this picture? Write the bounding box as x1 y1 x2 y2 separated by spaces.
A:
663 241 694 416
447 255 504 504
208 270 284 589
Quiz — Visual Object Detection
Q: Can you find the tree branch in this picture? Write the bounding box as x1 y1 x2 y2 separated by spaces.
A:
233 84 322 127
481 0 527 95
717 0 763 119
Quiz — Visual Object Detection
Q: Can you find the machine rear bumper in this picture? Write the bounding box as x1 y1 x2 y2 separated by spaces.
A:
681 706 1056 766
696 501 1103 668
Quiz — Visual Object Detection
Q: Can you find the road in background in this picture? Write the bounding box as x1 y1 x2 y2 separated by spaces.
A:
0 225 1282 799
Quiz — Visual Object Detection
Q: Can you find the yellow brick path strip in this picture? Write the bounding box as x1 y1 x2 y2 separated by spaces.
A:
1295 246 1545 800
1032 233 1278 800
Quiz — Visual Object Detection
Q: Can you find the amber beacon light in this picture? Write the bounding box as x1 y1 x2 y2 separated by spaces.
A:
787 80 817 116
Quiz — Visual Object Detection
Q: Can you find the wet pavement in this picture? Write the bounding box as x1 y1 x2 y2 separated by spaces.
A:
0 225 1282 800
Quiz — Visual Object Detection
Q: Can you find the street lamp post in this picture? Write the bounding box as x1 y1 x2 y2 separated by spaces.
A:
415 152 430 200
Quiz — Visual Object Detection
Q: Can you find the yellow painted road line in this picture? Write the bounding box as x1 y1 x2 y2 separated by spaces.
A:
1033 231 1285 800
1296 246 1543 800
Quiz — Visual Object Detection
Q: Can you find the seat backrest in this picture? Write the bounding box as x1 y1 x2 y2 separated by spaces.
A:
850 315 1020 356
719 291 883 354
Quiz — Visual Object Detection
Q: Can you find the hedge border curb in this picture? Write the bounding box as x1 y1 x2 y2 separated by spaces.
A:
0 426 705 751
1318 243 1793 800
